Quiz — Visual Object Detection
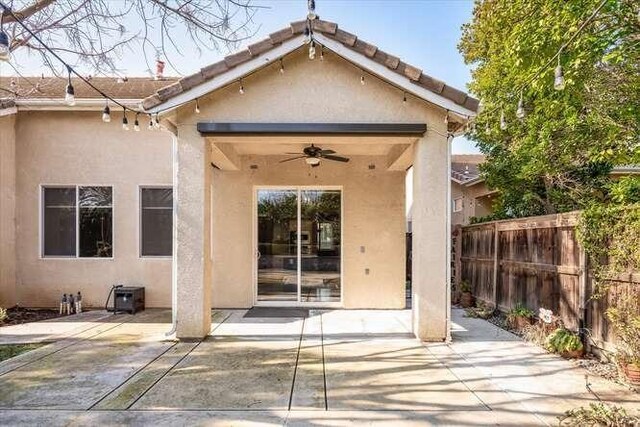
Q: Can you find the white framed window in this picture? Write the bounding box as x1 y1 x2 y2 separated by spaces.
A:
41 186 113 258
453 197 463 213
140 187 173 257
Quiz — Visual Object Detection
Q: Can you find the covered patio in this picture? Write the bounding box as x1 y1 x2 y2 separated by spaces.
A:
142 18 479 341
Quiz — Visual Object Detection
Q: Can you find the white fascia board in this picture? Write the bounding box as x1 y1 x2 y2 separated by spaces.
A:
15 98 142 111
146 36 306 115
315 33 477 118
0 106 17 116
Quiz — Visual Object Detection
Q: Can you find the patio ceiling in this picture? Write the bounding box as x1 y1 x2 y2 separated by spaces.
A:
207 135 415 171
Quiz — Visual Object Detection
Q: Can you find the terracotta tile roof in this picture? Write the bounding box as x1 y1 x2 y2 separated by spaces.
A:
141 18 480 112
451 154 485 183
0 76 178 100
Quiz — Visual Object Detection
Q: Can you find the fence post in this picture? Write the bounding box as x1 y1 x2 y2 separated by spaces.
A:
492 221 499 308
454 224 462 291
578 242 588 334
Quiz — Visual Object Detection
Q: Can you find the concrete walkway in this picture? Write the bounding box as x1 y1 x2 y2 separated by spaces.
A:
0 308 638 425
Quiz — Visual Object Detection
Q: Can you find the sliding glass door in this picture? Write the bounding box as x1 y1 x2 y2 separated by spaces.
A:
256 187 342 305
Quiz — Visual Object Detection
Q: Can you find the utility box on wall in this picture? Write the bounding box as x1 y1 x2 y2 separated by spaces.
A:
114 286 145 314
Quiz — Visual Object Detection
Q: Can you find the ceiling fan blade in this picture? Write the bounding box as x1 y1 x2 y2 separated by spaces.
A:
285 152 303 155
322 154 350 163
319 149 336 155
279 155 307 163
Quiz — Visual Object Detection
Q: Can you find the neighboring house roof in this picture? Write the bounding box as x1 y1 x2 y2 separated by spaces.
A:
451 154 485 186
0 76 178 100
142 18 480 116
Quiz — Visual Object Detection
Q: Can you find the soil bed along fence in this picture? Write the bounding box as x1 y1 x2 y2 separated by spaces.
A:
453 211 639 352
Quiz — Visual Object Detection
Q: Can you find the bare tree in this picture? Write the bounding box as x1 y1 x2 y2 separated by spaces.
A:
0 0 261 77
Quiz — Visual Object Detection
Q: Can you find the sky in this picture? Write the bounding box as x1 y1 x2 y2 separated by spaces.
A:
2 0 480 153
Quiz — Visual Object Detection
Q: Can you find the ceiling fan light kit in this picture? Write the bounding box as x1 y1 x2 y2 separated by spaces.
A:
280 144 350 167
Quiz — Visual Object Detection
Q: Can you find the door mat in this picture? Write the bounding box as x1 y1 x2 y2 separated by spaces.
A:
243 307 309 318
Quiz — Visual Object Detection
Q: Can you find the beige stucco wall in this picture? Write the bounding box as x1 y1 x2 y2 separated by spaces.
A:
211 155 406 309
452 181 496 225
14 111 173 308
0 115 17 307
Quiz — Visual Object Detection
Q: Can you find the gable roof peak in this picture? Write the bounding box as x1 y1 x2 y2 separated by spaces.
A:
142 18 479 116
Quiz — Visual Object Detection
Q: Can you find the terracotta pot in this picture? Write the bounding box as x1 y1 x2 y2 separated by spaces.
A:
460 292 474 308
621 362 640 386
560 348 585 359
513 316 532 330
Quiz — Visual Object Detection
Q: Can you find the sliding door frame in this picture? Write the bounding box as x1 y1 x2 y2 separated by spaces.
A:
253 185 343 308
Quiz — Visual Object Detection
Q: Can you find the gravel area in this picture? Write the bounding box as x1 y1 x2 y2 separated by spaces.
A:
0 307 62 327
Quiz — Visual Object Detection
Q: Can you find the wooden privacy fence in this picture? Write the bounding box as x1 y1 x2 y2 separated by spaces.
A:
453 211 639 350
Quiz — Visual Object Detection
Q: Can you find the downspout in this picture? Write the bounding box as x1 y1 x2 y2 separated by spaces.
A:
445 133 453 342
166 128 179 336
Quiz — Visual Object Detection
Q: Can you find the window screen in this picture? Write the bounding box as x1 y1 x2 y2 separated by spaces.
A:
140 188 173 256
43 187 76 256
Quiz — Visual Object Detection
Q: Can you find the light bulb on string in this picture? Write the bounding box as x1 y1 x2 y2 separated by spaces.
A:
320 45 324 61
122 109 129 131
64 67 75 106
238 80 245 95
154 114 160 129
195 98 200 114
148 114 154 130
516 92 526 119
0 25 10 62
554 55 565 91
134 113 140 132
499 111 507 131
101 102 111 122
402 92 407 105
444 111 449 125
360 74 365 85
279 59 285 74
309 40 316 60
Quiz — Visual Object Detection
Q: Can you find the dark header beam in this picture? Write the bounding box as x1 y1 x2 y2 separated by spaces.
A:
197 122 426 137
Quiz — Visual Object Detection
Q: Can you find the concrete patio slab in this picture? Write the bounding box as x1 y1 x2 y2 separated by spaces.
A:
0 310 114 345
131 310 304 410
0 307 639 426
0 310 175 409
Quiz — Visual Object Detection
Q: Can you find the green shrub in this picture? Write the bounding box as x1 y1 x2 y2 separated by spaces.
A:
507 304 534 319
546 328 584 353
559 403 639 426
459 280 471 293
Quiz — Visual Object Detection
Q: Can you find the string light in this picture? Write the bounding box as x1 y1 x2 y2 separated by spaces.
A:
309 40 316 60
102 102 111 123
516 92 526 119
238 80 245 95
154 114 160 129
360 75 365 85
320 45 324 61
0 20 9 61
279 59 285 74
403 92 407 104
122 109 129 131
133 113 140 131
64 67 75 106
499 111 507 130
554 55 565 91
195 98 201 114
148 114 154 130
444 111 449 125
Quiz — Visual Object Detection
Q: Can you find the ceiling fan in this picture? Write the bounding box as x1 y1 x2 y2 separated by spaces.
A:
279 144 350 167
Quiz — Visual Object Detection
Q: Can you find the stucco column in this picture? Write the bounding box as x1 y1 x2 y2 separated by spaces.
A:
411 131 451 341
175 125 212 339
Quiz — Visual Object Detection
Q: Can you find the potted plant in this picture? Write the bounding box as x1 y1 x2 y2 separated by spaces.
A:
459 280 474 308
606 296 640 386
546 328 585 358
506 304 535 330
